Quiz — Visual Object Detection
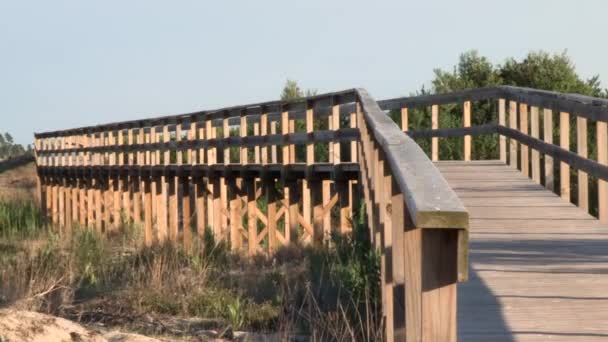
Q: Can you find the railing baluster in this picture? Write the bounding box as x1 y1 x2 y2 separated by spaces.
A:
560 111 571 202
543 108 554 191
464 100 471 161
432 104 439 161
598 121 608 223
577 116 589 211
509 101 518 169
530 106 541 184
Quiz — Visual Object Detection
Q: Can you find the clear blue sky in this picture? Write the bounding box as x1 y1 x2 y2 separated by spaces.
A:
1 0 607 146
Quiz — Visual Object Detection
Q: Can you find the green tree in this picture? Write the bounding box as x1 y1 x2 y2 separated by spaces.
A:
500 51 602 96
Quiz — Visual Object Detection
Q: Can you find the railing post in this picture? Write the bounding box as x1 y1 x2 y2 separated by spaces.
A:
598 121 608 223
560 112 571 202
519 103 529 177
431 104 439 161
543 109 554 191
509 101 518 169
530 106 541 184
463 101 471 161
401 107 409 132
577 116 589 211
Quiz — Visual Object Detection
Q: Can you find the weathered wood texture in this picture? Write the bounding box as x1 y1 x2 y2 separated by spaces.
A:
437 160 608 342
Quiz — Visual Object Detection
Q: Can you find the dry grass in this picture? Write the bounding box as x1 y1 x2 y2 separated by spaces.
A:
0 162 382 341
0 162 37 202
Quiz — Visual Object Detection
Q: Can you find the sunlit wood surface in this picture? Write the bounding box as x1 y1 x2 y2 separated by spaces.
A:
437 160 608 342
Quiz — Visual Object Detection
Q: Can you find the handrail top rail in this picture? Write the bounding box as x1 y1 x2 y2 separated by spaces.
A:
356 88 468 230
34 88 358 139
378 85 608 121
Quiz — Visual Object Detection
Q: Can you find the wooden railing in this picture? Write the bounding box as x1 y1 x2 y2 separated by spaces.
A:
34 88 470 341
34 90 363 253
357 89 468 341
379 86 608 223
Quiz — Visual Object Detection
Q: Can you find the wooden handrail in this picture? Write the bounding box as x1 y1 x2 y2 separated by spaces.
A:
356 89 468 341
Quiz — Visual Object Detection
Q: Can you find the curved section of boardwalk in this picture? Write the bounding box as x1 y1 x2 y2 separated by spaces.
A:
436 160 608 342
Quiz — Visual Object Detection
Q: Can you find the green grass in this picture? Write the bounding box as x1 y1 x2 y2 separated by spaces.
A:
0 199 44 239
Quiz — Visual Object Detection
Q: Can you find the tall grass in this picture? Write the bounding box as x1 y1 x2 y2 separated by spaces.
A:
0 199 43 239
0 198 381 340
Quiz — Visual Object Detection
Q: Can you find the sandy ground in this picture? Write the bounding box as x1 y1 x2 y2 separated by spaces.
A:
0 309 162 342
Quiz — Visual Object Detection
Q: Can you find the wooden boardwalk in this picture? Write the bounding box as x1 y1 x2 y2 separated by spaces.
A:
436 160 608 341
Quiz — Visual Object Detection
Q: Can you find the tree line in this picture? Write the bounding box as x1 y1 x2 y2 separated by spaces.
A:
0 132 32 160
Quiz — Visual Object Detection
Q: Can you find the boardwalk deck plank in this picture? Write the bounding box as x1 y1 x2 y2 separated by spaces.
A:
435 160 608 342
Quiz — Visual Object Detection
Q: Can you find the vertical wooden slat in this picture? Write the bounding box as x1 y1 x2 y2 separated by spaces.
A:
322 180 331 241
509 101 518 169
229 179 242 250
289 118 296 163
166 174 179 242
431 104 439 161
597 121 608 222
240 112 248 164
421 229 458 342
577 116 589 211
337 180 350 234
288 180 298 244
381 160 394 341
560 112 571 202
530 106 541 184
271 121 278 163
499 99 506 163
144 176 153 246
311 179 323 244
260 107 268 164
303 102 314 242
390 178 406 340
254 122 260 163
520 103 529 177
182 176 192 249
220 116 229 239
156 173 168 243
95 177 103 232
401 107 408 132
247 179 257 255
266 179 277 253
544 108 554 191
195 179 206 237
281 109 289 164
463 101 471 161
332 100 341 163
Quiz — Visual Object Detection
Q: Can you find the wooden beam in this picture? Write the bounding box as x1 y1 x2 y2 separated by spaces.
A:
499 99 506 163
